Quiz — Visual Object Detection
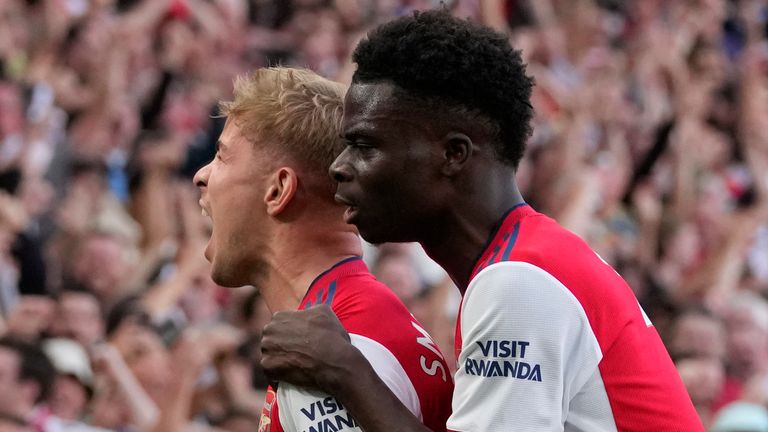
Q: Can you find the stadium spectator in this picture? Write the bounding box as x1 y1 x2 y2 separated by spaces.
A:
48 289 104 348
0 336 55 429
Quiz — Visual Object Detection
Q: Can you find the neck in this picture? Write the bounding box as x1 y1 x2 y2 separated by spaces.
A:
421 173 524 293
257 220 362 313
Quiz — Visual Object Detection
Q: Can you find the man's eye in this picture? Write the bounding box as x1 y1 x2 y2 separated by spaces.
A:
346 140 372 149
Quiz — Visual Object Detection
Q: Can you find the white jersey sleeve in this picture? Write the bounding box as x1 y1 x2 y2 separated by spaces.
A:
447 261 616 432
277 333 422 432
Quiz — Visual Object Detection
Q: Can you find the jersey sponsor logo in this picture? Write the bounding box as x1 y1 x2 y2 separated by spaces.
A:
464 358 542 380
464 339 542 382
299 396 358 432
412 321 448 381
476 339 529 358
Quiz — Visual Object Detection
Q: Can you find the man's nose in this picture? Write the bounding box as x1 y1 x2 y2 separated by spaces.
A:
329 148 353 183
193 163 210 188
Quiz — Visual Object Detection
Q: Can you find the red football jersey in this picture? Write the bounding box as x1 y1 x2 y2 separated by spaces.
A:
449 204 703 431
259 257 453 432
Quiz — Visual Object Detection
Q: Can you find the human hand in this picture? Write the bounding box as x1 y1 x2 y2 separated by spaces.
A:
6 295 55 340
217 352 255 404
18 177 54 220
91 342 128 380
203 324 243 358
675 80 713 121
260 304 358 394
174 181 211 284
175 182 208 247
632 182 663 224
91 342 161 429
137 133 187 172
171 329 214 379
166 324 241 377
0 191 28 234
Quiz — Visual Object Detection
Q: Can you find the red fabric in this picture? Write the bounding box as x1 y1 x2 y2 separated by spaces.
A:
456 205 703 431
260 258 453 431
167 0 190 20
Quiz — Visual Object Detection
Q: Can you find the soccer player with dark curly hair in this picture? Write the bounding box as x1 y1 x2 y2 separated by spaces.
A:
260 10 704 432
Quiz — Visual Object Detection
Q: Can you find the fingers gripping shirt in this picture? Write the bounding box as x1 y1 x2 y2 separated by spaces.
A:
258 258 453 432
276 334 421 432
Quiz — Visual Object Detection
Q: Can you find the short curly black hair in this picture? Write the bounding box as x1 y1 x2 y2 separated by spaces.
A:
351 10 535 168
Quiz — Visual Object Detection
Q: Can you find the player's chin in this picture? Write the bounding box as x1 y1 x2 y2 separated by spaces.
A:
357 232 384 245
355 220 384 244
210 263 245 288
357 222 407 245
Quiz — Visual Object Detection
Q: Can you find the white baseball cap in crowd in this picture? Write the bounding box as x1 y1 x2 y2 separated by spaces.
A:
711 401 768 432
41 338 93 390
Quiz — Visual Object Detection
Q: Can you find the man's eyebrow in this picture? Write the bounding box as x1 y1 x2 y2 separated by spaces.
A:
342 124 376 139
342 131 374 142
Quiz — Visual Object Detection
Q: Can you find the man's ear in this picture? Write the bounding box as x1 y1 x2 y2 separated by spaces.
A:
441 132 474 176
265 167 298 216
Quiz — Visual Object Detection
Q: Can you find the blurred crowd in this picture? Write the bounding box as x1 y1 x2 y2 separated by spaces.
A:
0 0 767 430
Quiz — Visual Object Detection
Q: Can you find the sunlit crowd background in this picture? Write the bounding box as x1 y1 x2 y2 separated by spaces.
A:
1 0 767 430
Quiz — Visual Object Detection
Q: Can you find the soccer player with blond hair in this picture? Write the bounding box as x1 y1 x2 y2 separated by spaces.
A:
194 67 452 432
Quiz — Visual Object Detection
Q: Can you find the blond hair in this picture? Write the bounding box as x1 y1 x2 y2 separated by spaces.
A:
220 67 346 173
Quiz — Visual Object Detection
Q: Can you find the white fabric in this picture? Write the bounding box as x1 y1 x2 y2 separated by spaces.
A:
277 333 421 431
447 261 617 432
